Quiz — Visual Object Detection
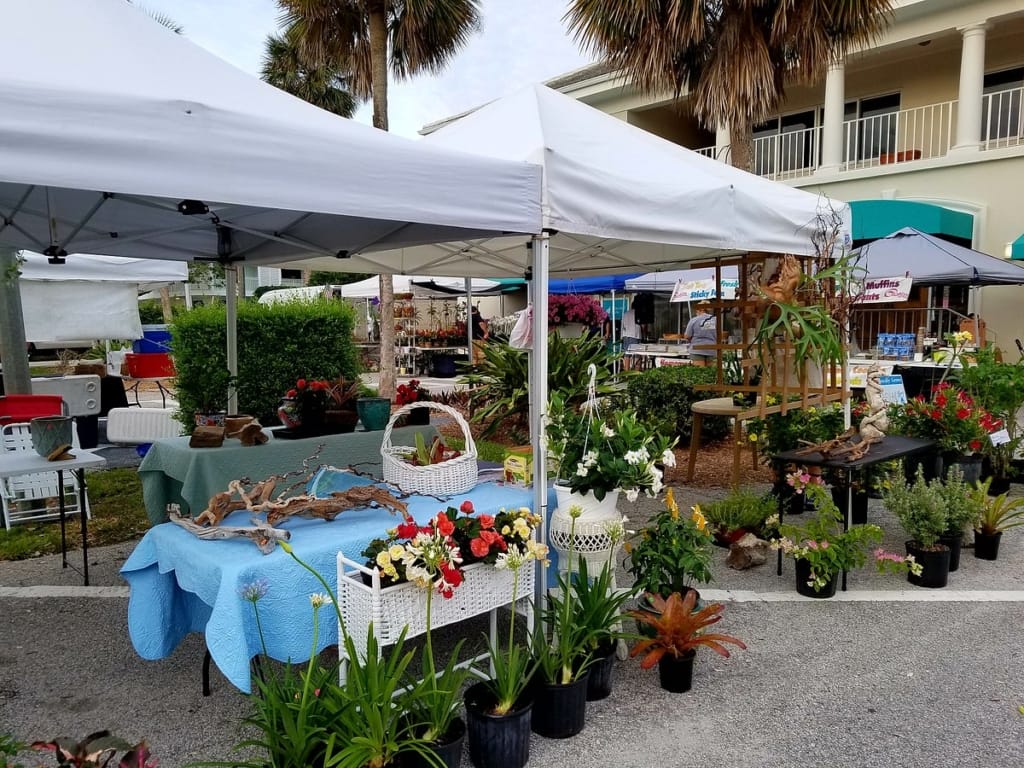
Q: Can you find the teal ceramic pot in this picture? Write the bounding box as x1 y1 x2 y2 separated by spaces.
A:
30 416 74 458
356 397 392 431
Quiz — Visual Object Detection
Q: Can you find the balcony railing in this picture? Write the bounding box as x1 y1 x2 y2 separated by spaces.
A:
689 92 1021 178
982 85 1024 150
752 126 822 180
841 100 956 171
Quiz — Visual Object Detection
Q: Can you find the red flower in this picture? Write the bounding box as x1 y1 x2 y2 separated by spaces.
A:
396 521 418 539
477 513 495 529
435 512 455 537
956 408 971 420
286 389 297 398
296 378 307 390
459 500 475 514
470 537 490 558
970 440 982 452
934 393 948 407
931 410 942 420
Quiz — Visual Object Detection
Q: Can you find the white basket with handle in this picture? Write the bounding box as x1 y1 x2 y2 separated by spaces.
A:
381 402 478 495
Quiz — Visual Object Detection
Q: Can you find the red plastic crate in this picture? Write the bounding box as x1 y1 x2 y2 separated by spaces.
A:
124 353 176 379
0 394 64 426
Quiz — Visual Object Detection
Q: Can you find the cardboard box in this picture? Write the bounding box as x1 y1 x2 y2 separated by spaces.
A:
503 445 533 486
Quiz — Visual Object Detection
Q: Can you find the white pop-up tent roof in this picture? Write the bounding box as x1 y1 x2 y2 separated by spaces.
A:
276 84 850 277
0 0 541 265
625 266 740 292
18 252 187 342
258 275 506 305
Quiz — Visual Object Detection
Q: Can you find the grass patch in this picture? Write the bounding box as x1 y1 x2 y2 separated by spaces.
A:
444 436 509 465
0 468 148 561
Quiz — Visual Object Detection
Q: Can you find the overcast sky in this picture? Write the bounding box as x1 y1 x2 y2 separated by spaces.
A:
136 0 593 137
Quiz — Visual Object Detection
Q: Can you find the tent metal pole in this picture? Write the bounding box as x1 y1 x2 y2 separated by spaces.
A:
225 264 238 415
465 277 474 364
610 288 618 375
530 233 550 624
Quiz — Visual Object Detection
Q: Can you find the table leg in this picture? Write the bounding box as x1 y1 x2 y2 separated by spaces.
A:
731 416 742 488
202 648 212 697
76 468 89 586
57 469 68 570
686 412 703 482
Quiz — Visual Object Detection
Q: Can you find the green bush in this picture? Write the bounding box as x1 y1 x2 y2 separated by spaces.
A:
624 366 728 445
172 299 359 429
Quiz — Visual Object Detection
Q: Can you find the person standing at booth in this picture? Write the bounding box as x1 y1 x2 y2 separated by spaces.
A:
471 305 489 364
683 300 717 366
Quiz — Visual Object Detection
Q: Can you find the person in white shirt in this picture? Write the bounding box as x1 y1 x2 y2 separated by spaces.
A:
620 305 641 370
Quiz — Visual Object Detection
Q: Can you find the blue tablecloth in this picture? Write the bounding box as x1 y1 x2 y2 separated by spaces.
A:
121 476 537 693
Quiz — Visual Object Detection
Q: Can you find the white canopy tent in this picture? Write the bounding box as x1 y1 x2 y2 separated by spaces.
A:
0 0 541 402
314 83 853 598
18 251 187 342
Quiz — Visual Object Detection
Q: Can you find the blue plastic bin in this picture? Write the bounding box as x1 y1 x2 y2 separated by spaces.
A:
132 325 172 354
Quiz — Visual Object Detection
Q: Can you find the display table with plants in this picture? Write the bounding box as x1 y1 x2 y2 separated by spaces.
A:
136 425 442 524
770 435 936 586
120 474 537 694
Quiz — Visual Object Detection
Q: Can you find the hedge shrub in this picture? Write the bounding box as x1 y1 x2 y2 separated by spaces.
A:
624 366 730 446
171 299 359 429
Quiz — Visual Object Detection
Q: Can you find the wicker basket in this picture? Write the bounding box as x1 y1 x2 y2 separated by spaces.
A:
381 401 478 495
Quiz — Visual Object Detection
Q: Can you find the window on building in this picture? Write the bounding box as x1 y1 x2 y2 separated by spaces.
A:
280 269 303 281
844 93 900 161
982 67 1023 142
752 109 818 175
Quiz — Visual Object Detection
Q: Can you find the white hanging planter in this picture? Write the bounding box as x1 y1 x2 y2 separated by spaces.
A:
555 322 588 338
550 484 622 576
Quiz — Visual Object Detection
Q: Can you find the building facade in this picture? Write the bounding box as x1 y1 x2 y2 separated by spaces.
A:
552 0 1024 356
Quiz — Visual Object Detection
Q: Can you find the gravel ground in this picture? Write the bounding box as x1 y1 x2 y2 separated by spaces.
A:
2 441 1024 767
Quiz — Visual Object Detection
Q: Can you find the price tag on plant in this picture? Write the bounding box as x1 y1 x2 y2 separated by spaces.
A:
989 428 1011 446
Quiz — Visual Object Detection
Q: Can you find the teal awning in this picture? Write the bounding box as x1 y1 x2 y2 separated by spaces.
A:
850 200 974 242
1011 234 1024 260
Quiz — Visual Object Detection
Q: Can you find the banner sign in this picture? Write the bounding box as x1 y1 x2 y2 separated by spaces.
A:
602 297 628 320
854 276 913 304
669 278 739 303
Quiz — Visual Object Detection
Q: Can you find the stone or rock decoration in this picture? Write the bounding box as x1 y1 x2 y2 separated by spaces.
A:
726 533 769 570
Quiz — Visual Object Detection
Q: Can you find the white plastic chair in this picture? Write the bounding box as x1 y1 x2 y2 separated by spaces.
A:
0 422 89 530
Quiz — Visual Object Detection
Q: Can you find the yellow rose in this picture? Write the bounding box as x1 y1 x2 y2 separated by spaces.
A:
388 544 405 561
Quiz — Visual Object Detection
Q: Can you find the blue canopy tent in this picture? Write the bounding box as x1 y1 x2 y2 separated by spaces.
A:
547 274 642 294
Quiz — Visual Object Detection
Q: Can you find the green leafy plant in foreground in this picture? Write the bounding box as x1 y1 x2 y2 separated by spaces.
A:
972 478 1024 535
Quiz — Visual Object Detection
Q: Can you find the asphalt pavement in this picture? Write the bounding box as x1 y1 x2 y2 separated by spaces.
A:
2 396 1024 768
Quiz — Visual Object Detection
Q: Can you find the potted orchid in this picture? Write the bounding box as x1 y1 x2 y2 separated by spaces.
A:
545 391 677 507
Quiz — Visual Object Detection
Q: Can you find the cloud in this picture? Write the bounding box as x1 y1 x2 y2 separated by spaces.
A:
137 0 591 137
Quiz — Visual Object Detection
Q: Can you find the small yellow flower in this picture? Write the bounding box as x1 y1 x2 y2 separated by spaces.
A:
748 432 758 443
691 505 707 532
623 541 633 554
666 487 679 520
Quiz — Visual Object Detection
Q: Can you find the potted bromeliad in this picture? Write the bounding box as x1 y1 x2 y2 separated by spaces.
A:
772 472 919 597
971 477 1024 561
627 590 746 693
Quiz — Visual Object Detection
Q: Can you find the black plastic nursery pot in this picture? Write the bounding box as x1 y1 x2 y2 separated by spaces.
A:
974 530 1003 561
531 672 589 739
903 451 941 484
830 488 869 526
794 559 838 598
657 649 696 693
402 718 466 768
585 643 617 701
906 541 951 588
938 532 964 572
464 682 532 768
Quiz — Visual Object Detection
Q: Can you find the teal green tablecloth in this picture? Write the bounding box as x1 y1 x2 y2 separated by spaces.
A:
138 425 438 524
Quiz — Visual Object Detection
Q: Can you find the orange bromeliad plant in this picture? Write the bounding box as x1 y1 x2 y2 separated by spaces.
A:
627 590 746 668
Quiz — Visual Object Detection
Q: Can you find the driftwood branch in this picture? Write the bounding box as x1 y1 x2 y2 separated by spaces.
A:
169 511 290 555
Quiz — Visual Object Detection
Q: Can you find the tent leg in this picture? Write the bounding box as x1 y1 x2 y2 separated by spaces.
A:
225 264 238 415
530 234 550 632
0 249 31 394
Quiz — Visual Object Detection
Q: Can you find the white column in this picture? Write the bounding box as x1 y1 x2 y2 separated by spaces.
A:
817 60 846 174
951 22 988 153
714 122 730 162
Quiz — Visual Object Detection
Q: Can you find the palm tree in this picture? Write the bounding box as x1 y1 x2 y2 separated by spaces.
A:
262 27 358 118
277 0 482 398
565 0 894 172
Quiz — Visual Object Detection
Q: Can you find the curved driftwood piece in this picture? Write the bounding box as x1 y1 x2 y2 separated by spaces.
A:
169 510 290 555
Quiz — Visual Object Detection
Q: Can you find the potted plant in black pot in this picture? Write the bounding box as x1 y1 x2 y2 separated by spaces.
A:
883 466 951 588
702 487 778 546
626 590 745 693
934 465 983 571
625 488 713 628
971 477 1024 560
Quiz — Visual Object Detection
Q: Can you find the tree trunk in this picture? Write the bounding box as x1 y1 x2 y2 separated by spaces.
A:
367 1 389 133
728 119 754 174
159 286 173 323
0 249 32 393
368 1 396 399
